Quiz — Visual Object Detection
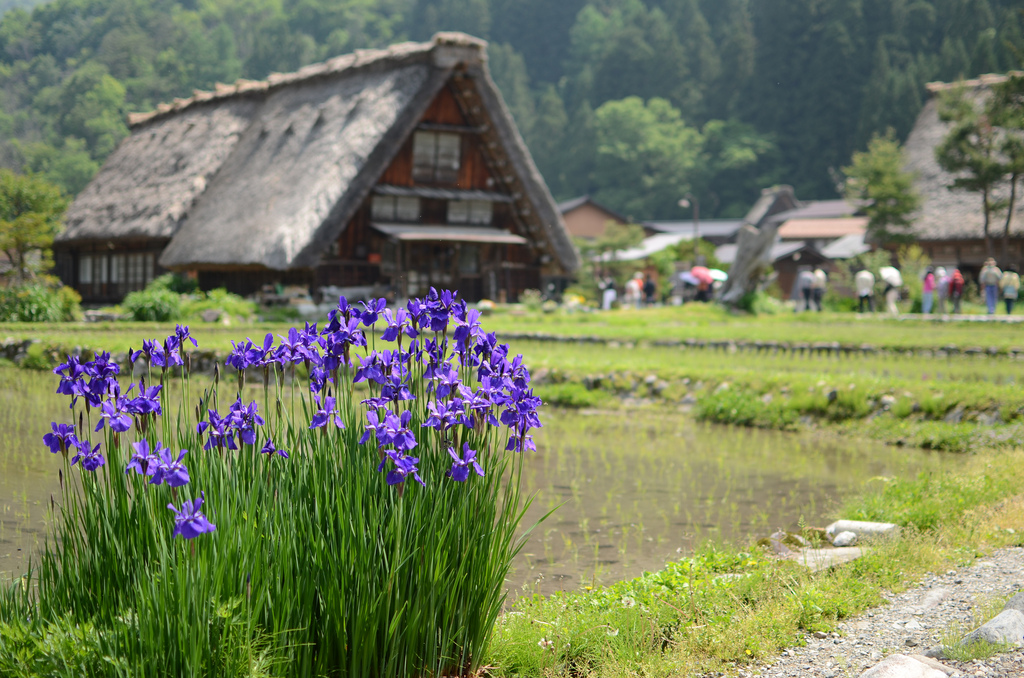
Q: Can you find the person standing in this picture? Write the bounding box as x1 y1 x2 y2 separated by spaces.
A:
1000 265 1020 315
855 269 875 313
884 279 901 315
599 276 617 311
811 268 827 311
979 258 1002 315
934 267 949 314
949 268 965 314
794 267 814 311
921 267 936 314
624 273 643 309
642 274 657 306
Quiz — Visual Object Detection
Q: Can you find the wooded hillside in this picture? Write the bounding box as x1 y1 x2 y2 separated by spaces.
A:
0 0 1020 219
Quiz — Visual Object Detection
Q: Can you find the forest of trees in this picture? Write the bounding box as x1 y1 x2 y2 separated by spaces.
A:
0 0 1021 220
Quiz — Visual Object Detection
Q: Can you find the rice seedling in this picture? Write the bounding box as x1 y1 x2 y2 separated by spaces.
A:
1 290 545 677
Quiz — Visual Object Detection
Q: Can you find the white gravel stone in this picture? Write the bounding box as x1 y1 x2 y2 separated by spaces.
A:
833 531 859 547
857 654 951 678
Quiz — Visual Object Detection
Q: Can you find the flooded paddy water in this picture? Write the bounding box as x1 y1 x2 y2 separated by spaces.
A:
1 368 959 596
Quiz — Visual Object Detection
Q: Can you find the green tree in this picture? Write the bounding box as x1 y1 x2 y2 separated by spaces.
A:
0 170 66 283
935 85 1006 255
989 73 1024 259
528 84 569 196
590 96 702 218
18 137 99 195
842 129 921 243
488 43 535 137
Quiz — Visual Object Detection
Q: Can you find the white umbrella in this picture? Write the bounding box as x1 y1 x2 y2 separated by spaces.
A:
708 268 729 282
879 266 902 286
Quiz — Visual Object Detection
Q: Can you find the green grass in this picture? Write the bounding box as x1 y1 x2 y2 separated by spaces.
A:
480 304 1024 349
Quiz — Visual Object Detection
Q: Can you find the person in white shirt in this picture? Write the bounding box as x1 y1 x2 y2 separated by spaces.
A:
855 269 875 313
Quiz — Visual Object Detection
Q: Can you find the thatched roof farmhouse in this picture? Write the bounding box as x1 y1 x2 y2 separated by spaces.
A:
904 72 1024 273
55 33 579 303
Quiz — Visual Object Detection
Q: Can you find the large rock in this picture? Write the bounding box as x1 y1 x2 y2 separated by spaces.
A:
791 547 867 572
858 653 953 678
832 530 858 547
826 520 899 539
1003 591 1024 613
961 608 1024 646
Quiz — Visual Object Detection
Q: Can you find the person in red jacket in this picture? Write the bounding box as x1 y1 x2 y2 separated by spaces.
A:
949 269 965 314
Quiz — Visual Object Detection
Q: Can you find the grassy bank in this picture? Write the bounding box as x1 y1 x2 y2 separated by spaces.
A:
484 448 1024 676
1 314 1021 451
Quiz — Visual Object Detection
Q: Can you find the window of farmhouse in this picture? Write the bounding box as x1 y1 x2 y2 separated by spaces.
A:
447 199 493 225
412 132 461 183
372 195 421 222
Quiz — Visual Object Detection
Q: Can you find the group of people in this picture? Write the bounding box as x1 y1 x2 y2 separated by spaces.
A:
862 258 1020 316
794 267 829 312
601 272 658 310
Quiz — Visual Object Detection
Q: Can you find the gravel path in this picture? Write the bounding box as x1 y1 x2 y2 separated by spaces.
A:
743 547 1024 678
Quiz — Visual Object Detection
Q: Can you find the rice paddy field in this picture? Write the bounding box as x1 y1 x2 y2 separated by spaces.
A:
1 306 1022 676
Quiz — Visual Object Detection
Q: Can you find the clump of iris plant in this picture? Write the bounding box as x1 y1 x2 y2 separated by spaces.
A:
39 292 543 677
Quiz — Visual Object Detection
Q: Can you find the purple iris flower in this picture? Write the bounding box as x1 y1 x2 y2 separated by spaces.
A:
359 410 387 445
359 298 387 327
433 364 462 399
260 439 289 459
406 297 430 331
448 443 484 482
380 374 414 403
142 339 166 367
71 439 105 471
378 449 425 487
275 328 305 364
127 382 162 416
174 325 198 349
309 366 329 393
380 308 418 342
310 395 345 430
150 447 190 487
452 308 483 352
426 288 457 332
228 398 264 445
126 440 159 477
324 296 355 332
197 409 237 451
96 388 133 433
43 422 78 454
226 339 258 371
422 398 464 432
53 355 86 397
168 491 216 539
382 409 417 451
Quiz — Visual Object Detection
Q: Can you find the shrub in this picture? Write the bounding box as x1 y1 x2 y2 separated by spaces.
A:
519 288 543 311
0 282 81 321
122 275 183 321
10 292 539 676
182 287 257 321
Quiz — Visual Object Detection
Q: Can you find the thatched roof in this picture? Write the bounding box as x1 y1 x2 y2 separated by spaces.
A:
904 72 1024 241
59 33 579 274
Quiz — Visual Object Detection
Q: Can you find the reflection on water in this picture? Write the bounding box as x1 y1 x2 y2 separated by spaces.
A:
0 369 67 581
511 410 959 596
2 369 960 597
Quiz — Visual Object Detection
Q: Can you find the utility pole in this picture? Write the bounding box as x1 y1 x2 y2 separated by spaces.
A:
678 194 701 265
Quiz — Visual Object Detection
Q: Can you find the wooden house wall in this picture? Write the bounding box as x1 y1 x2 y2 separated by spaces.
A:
321 79 541 302
54 240 168 304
